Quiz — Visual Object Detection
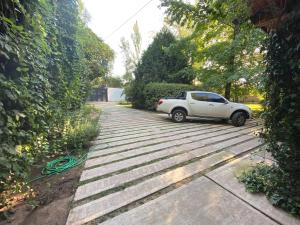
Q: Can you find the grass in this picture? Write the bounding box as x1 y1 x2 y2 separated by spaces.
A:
46 105 101 156
117 101 132 108
244 103 264 118
245 103 263 111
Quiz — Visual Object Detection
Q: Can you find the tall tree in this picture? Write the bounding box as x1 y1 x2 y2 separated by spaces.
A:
131 21 142 67
161 0 266 100
127 27 196 109
135 27 194 84
120 37 135 83
78 26 114 82
120 21 142 83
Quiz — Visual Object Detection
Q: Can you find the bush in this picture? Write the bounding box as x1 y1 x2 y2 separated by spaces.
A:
124 81 146 109
46 105 100 156
238 164 300 216
143 82 200 110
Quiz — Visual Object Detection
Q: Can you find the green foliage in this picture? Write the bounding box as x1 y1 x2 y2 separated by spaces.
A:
0 0 112 207
104 76 123 88
239 5 300 217
78 26 114 82
161 0 266 100
125 80 146 109
262 11 300 191
1 0 53 192
143 82 199 110
171 67 197 84
120 38 135 83
46 106 100 156
128 28 197 109
162 1 300 216
135 28 195 84
0 105 100 210
91 76 123 88
120 21 142 84
244 103 263 118
238 163 271 193
238 164 300 215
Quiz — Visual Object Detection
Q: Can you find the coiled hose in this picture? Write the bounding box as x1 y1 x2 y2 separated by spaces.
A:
28 153 87 183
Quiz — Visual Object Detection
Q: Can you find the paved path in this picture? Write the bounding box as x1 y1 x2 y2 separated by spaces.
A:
66 103 299 225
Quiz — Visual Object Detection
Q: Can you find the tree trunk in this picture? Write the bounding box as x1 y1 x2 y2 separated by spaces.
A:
224 82 231 100
225 19 240 101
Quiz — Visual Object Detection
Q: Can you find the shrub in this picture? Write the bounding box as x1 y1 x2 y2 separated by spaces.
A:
238 164 300 216
46 105 100 156
124 81 146 109
143 82 200 110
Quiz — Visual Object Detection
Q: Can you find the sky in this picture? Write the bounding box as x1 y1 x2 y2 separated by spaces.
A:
82 0 166 77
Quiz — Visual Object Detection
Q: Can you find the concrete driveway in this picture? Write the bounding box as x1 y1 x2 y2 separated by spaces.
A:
66 103 299 225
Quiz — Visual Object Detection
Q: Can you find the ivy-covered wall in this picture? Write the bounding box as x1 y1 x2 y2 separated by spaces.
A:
239 2 300 215
264 13 300 184
0 0 113 199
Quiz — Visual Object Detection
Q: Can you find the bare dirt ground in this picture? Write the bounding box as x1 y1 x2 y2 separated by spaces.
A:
0 165 83 225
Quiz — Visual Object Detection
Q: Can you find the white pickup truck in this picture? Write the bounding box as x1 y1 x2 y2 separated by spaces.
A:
156 91 251 126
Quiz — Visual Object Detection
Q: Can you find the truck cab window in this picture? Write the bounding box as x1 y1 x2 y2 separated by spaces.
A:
176 91 186 99
207 93 226 103
191 93 209 101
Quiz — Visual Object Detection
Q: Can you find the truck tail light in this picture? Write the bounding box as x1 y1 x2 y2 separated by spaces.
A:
158 100 163 105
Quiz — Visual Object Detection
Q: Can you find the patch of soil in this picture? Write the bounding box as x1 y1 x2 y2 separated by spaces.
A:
0 165 83 225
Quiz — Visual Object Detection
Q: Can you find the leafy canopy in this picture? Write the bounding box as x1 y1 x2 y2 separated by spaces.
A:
161 0 266 100
135 27 195 84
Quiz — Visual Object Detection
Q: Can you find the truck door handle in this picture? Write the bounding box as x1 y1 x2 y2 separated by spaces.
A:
190 102 195 104
209 104 214 106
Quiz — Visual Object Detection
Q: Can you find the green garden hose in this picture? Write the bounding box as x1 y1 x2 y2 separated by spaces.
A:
28 153 87 183
41 154 86 175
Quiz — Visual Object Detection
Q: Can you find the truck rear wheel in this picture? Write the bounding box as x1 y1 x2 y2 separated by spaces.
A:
172 109 186 123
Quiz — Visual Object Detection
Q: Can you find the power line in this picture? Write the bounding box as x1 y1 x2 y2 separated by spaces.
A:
104 0 155 40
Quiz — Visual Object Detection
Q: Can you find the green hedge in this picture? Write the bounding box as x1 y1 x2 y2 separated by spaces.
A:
143 82 200 110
